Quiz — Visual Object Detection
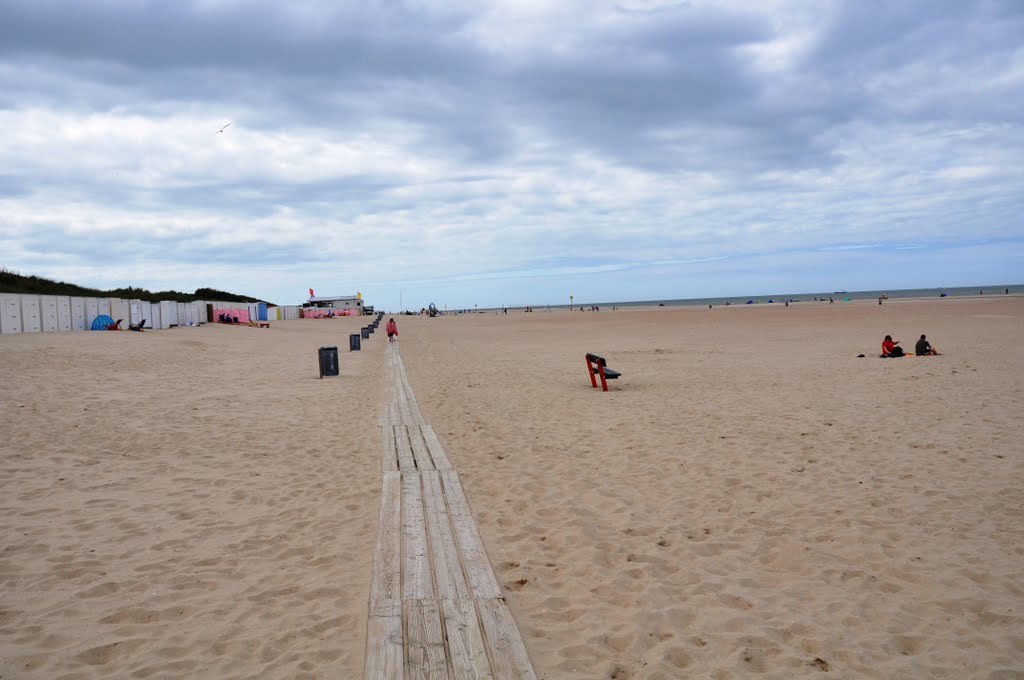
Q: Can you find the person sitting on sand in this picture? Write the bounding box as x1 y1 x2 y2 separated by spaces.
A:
915 334 939 355
386 317 398 342
881 334 904 357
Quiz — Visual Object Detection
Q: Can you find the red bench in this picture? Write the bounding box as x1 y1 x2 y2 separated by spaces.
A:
585 353 621 392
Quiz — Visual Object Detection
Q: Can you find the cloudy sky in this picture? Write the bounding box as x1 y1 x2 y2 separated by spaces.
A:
1 0 1022 309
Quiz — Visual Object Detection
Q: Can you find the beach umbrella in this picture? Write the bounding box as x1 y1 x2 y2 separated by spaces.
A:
90 314 114 330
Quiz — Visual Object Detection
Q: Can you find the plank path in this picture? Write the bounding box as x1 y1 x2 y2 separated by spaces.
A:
365 343 537 679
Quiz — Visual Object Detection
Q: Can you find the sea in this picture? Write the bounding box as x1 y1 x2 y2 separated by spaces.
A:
561 284 1024 310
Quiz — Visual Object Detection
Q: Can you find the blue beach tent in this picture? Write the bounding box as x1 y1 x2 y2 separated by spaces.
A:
90 314 115 330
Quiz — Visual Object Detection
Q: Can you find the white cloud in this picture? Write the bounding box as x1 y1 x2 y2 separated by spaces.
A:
0 0 1022 309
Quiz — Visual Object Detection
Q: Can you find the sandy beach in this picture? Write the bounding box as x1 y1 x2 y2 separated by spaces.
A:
2 297 1023 678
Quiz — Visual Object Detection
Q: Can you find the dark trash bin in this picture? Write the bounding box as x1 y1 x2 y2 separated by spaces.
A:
361 327 370 339
367 325 374 334
318 345 339 378
349 333 361 351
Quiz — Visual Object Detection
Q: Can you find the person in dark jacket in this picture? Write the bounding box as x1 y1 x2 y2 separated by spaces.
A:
915 334 939 355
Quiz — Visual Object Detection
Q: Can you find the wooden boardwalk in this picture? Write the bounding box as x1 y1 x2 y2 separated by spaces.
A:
365 343 537 679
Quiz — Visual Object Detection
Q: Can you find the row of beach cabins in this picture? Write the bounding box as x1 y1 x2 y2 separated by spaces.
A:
0 293 307 335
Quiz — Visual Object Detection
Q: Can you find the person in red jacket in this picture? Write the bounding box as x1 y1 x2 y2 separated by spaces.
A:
386 317 398 342
881 334 904 357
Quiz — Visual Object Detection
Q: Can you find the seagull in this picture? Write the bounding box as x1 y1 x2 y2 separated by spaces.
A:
217 122 232 133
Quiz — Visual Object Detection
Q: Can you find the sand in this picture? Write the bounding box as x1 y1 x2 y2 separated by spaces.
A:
2 297 1023 679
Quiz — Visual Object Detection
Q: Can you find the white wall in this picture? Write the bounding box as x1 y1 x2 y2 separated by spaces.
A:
71 297 86 331
129 299 143 326
0 293 285 334
57 296 73 331
0 294 23 333
85 297 99 328
109 298 128 326
20 295 41 332
161 300 178 327
40 295 58 332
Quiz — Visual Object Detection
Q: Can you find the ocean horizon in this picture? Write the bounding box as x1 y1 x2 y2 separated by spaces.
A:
455 284 1024 313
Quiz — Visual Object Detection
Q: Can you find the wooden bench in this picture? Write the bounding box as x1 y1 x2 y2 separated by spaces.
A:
585 353 620 391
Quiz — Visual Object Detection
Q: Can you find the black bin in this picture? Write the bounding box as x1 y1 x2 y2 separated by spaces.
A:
349 333 361 351
361 327 370 339
367 325 375 334
318 345 339 378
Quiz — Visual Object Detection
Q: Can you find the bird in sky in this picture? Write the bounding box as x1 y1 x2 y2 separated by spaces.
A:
217 122 232 133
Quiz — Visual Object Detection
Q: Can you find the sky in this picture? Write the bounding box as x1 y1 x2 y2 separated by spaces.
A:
1 0 1022 310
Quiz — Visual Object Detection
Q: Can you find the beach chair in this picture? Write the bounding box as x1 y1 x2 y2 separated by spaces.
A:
107 319 123 331
585 353 620 392
128 319 146 332
248 319 271 328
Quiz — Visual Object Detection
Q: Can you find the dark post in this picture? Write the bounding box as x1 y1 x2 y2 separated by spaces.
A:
349 333 361 351
318 345 339 378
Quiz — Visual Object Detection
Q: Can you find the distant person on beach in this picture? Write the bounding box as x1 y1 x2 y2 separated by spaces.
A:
386 317 398 342
915 334 939 355
881 335 904 357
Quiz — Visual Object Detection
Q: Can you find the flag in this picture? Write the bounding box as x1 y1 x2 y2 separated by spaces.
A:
309 288 314 298
357 290 362 299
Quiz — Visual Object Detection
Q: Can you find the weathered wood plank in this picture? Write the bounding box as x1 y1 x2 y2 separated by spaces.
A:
365 600 403 680
370 472 402 604
421 424 454 470
381 422 399 472
397 390 416 426
443 599 494 680
395 425 417 472
395 356 427 427
422 471 470 599
405 599 449 680
440 471 502 599
409 424 434 471
402 473 434 600
476 599 536 680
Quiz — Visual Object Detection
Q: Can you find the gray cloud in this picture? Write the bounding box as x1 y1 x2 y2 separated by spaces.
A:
1 0 1021 307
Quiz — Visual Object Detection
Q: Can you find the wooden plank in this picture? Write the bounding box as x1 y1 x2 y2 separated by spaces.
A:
422 471 470 599
475 599 536 680
443 599 494 680
440 471 501 599
397 389 416 426
421 424 454 470
365 600 403 680
405 599 449 680
395 425 417 472
394 355 427 427
409 424 434 471
402 473 434 600
381 422 398 472
370 472 402 604
397 397 413 426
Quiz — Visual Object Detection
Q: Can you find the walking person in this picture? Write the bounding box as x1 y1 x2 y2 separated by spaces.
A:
386 317 398 342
